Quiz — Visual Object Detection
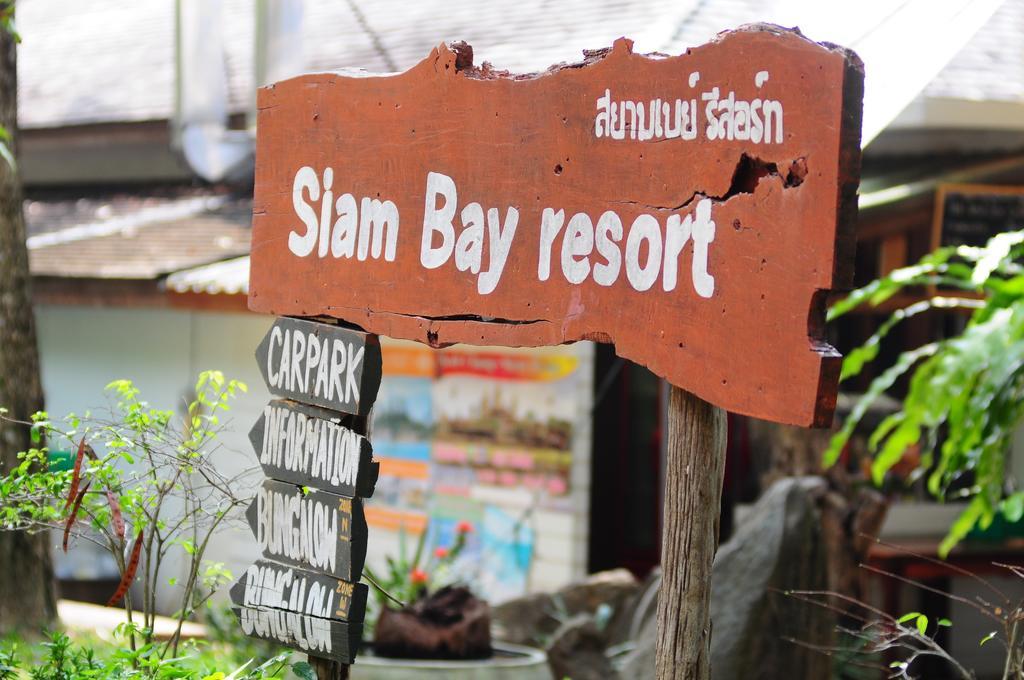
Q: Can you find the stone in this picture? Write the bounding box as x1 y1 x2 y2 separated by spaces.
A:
492 569 639 648
618 476 832 680
491 592 557 647
547 614 620 680
605 567 660 647
558 568 639 616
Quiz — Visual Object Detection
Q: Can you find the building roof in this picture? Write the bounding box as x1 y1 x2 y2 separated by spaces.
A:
166 255 250 296
26 190 251 279
18 0 1024 297
17 0 1021 131
924 0 1024 103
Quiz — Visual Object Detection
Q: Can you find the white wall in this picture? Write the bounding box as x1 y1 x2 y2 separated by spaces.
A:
36 304 272 613
36 304 595 614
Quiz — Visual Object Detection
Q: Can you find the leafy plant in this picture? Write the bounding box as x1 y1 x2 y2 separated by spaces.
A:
0 630 303 679
362 520 474 622
789 543 1024 679
0 371 262 664
827 230 1024 555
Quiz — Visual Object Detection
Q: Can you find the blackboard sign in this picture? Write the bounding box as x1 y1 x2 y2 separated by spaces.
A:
256 317 382 416
234 604 362 664
245 478 368 582
230 559 368 623
933 184 1024 249
249 399 378 498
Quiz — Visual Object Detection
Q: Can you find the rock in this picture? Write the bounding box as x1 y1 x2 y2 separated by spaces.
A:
618 476 831 680
710 476 830 680
491 592 557 646
492 569 639 647
617 609 656 680
605 567 660 647
547 614 620 680
557 568 639 616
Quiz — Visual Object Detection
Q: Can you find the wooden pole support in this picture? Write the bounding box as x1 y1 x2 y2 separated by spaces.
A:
655 386 727 680
310 655 349 680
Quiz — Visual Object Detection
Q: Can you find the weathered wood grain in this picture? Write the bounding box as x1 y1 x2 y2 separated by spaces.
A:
248 25 863 427
656 387 726 680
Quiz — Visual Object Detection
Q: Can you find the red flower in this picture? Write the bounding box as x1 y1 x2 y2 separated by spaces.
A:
456 520 474 534
434 546 449 559
410 568 429 585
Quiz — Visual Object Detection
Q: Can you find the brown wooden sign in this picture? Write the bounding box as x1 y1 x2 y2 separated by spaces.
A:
234 604 362 664
230 559 369 624
249 26 862 427
249 399 378 498
256 317 382 417
245 478 368 582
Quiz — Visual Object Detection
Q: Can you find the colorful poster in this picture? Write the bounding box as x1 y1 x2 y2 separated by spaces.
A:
432 348 578 512
367 340 585 598
367 343 435 534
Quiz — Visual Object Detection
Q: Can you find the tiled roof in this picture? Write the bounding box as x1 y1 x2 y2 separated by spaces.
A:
26 190 251 279
166 255 251 295
924 0 1024 103
15 0 687 130
17 0 1021 130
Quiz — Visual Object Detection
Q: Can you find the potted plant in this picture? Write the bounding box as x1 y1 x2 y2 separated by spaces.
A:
355 522 550 679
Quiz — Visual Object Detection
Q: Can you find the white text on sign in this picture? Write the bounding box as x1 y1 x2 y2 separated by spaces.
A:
289 170 716 297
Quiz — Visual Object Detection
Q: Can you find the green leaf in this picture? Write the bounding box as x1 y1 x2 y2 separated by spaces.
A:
840 297 982 382
291 661 315 680
937 618 952 627
897 612 922 624
0 140 15 172
823 343 939 467
940 497 988 557
916 614 929 636
980 631 997 646
972 231 1024 286
1002 493 1024 523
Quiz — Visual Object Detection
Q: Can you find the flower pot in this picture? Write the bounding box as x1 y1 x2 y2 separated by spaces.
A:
350 642 552 680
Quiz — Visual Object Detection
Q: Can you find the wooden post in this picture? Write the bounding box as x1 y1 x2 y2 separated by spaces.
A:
655 386 727 680
310 655 349 680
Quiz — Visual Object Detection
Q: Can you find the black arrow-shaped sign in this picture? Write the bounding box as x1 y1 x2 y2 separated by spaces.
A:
230 559 368 624
255 317 381 416
246 479 368 582
233 604 362 664
250 399 379 498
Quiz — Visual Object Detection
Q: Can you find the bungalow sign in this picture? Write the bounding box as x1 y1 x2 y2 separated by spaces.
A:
249 26 862 428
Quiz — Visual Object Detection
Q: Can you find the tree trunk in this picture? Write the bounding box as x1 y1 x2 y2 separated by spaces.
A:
655 387 726 680
0 14 58 634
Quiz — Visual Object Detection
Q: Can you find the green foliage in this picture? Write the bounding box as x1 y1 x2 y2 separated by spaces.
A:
201 604 283 670
0 372 253 661
828 230 1024 555
0 631 314 680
